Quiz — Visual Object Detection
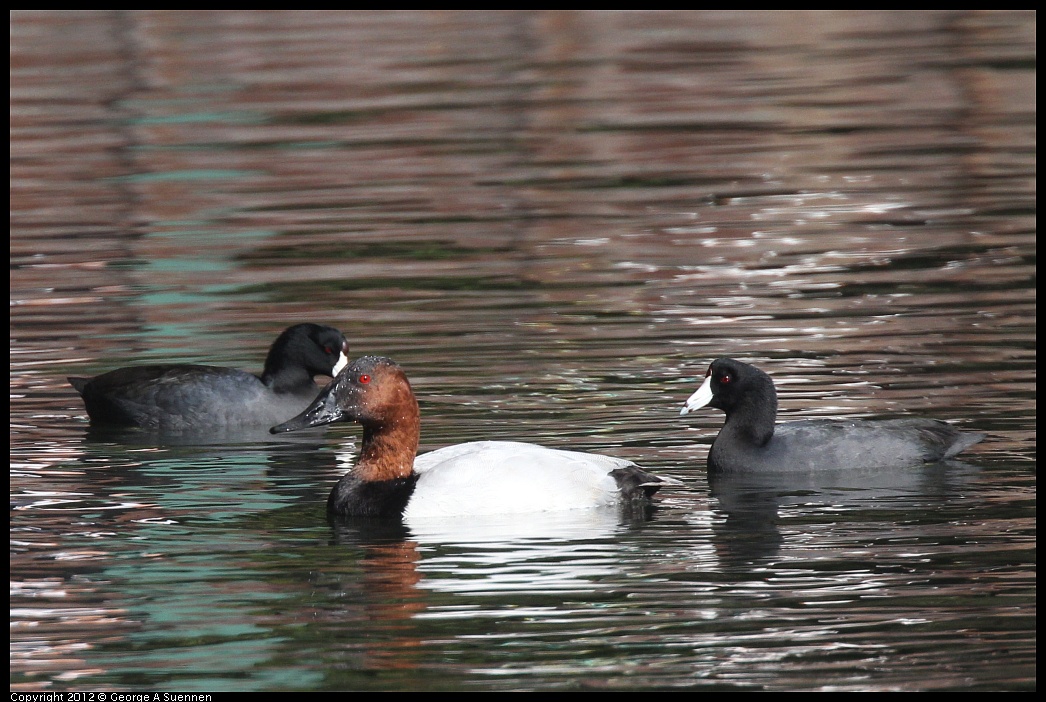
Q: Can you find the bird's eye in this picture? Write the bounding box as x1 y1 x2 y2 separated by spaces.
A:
720 373 732 384
358 374 371 384
324 345 334 354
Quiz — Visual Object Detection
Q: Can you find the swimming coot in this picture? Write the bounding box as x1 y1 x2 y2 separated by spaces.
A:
270 355 679 519
69 323 350 431
679 358 985 473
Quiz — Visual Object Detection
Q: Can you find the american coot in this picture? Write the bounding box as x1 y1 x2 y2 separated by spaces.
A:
69 323 350 431
270 355 679 519
680 358 985 473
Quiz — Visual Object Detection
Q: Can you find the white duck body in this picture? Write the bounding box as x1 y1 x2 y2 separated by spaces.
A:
405 440 642 519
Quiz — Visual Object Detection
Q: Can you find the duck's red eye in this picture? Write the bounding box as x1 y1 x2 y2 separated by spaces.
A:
358 374 371 384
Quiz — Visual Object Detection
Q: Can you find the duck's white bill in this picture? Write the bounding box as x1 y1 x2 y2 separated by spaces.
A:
679 375 714 416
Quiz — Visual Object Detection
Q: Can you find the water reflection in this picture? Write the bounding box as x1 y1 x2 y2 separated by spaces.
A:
328 490 664 595
330 510 636 597
706 460 984 567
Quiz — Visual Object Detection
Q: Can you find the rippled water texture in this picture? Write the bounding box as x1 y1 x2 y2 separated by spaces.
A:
10 10 1035 692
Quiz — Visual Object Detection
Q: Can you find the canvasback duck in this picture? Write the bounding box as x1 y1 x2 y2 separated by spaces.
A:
680 358 985 473
270 355 679 519
69 323 350 431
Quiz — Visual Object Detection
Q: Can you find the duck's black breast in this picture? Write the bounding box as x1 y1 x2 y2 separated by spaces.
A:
327 472 421 519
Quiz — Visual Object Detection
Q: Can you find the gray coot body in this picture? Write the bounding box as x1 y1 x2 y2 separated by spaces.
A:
69 323 350 431
680 358 985 473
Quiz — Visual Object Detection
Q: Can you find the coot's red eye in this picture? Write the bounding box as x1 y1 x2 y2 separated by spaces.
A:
324 345 333 354
720 373 732 384
358 374 371 384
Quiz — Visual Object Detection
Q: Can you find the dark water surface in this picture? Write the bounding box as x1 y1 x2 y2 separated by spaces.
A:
11 11 1035 691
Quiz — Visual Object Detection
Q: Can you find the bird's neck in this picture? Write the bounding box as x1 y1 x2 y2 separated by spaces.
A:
355 416 421 482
